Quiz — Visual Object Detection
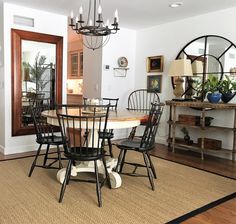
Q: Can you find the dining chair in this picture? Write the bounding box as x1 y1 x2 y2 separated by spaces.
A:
28 98 64 177
83 97 119 157
22 93 45 126
127 89 160 139
100 98 119 157
56 104 111 207
115 102 164 190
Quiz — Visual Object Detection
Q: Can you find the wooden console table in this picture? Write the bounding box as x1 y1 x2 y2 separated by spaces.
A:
166 100 236 161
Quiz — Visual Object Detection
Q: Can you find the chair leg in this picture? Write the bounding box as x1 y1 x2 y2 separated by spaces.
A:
119 149 127 173
28 144 43 177
128 127 137 139
66 160 72 185
94 160 102 207
102 157 111 189
59 159 72 203
43 144 50 166
107 138 114 158
115 149 125 172
147 152 157 179
57 145 63 169
143 152 155 191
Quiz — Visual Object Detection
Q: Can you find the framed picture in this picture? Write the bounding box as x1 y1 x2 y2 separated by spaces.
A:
147 55 164 72
147 75 162 93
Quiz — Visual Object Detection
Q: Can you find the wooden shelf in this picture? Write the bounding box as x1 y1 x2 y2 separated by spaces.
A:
167 138 232 154
168 120 234 131
166 100 236 161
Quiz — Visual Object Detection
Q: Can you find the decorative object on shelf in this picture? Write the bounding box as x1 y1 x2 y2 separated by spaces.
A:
181 127 192 145
197 138 222 150
168 59 193 99
113 67 129 77
69 0 120 50
204 76 221 103
230 67 236 75
178 114 214 126
118 56 128 67
147 55 164 72
219 75 236 103
147 75 162 93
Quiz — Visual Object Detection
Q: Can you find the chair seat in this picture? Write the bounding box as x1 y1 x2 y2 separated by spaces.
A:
37 135 64 145
117 138 154 152
64 147 104 161
117 139 141 150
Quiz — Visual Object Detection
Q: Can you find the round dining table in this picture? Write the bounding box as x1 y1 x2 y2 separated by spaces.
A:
42 109 147 188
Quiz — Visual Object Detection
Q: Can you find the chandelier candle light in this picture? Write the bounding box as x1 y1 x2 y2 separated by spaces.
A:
69 0 120 50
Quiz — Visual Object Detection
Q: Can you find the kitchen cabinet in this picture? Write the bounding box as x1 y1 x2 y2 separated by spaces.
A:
67 94 83 104
68 50 83 79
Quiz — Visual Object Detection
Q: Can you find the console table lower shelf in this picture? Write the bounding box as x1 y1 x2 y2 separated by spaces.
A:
167 138 234 158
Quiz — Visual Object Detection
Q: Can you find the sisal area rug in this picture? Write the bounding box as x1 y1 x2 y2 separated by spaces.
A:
0 149 235 224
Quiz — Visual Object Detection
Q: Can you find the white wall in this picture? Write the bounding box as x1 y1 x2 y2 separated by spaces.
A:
101 28 136 139
0 2 5 154
83 46 103 98
2 3 68 154
101 28 136 109
135 7 236 158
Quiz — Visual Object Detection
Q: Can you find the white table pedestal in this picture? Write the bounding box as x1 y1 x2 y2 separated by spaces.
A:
56 158 122 188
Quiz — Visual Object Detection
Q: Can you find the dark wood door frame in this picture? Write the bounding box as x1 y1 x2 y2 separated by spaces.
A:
11 29 63 136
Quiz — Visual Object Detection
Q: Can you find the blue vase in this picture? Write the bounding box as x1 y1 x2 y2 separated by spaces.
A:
221 93 234 103
207 93 221 103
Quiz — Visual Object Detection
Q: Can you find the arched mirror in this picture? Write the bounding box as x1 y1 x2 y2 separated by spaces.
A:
12 29 63 136
172 35 236 101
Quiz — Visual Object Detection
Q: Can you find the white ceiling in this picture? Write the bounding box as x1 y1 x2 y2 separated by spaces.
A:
2 0 236 29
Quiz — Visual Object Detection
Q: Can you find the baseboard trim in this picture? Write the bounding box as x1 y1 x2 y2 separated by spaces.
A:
0 145 4 154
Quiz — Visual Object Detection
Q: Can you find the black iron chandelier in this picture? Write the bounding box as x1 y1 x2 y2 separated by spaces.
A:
69 0 120 50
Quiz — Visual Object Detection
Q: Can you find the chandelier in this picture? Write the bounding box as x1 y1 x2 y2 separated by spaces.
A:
69 0 120 50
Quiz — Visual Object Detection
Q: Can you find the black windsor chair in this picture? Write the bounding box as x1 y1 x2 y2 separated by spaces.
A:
28 98 64 177
115 102 164 190
56 104 111 207
127 89 160 139
83 97 119 157
99 98 119 157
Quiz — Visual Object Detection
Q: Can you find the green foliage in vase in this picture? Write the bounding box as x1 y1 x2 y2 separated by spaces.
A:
204 75 221 94
219 75 236 94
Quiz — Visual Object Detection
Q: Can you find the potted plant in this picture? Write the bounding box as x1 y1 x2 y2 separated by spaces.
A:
219 75 236 103
204 76 221 103
181 127 191 144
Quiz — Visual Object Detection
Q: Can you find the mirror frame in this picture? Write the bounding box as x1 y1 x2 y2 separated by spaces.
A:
172 35 236 101
11 29 63 136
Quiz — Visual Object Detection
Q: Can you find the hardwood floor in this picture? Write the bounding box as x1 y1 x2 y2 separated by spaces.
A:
1 143 235 223
150 144 236 224
151 144 236 179
182 198 236 224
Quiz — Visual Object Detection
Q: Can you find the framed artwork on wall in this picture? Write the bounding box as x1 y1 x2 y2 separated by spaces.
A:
146 55 164 72
147 75 162 93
